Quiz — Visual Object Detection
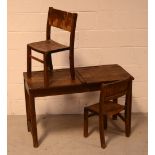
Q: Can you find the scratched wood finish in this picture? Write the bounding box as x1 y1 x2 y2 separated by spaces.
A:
84 79 132 149
86 101 125 116
24 64 133 91
28 40 69 54
27 7 78 87
23 64 134 148
48 7 76 32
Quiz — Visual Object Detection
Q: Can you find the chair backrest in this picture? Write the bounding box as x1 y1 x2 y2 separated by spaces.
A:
46 7 78 43
100 78 131 103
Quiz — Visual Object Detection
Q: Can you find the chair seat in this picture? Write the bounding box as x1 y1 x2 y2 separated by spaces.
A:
28 40 70 54
86 101 125 116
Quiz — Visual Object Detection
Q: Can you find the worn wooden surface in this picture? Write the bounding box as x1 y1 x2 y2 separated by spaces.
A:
24 65 133 89
84 78 132 148
27 7 78 86
28 40 69 54
48 7 76 32
23 64 134 148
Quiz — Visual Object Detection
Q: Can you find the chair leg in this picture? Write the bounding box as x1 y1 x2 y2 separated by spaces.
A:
99 115 106 148
112 99 118 120
24 79 31 132
43 54 49 87
27 46 32 78
69 50 75 80
29 94 38 148
47 54 53 71
84 108 89 137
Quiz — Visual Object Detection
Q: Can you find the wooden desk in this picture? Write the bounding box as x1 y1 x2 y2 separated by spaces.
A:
23 64 134 147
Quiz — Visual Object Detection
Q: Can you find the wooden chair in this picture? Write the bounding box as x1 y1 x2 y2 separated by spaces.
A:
84 78 131 148
27 7 78 87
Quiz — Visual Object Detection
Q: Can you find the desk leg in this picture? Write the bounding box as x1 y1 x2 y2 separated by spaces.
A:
29 94 38 147
24 80 31 132
125 80 132 137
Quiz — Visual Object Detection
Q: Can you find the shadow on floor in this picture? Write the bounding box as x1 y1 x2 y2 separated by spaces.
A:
36 113 147 146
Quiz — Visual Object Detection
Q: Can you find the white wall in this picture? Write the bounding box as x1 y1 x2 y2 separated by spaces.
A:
8 0 148 114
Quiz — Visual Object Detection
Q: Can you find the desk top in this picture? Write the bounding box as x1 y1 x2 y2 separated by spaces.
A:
24 64 134 95
76 64 134 84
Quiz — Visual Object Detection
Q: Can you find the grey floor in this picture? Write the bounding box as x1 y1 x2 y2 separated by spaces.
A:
8 114 147 155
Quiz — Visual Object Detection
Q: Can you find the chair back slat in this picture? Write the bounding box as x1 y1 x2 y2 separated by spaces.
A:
100 78 130 102
47 7 77 32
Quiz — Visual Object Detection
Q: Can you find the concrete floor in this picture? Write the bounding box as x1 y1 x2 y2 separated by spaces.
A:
8 114 147 155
